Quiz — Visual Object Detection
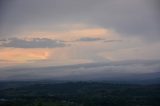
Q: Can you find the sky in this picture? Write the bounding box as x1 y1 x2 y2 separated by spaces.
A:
0 0 160 80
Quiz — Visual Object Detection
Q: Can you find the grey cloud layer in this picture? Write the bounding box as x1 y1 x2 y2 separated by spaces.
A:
104 40 122 43
77 37 103 42
0 60 160 81
0 0 159 41
0 38 66 48
0 37 122 48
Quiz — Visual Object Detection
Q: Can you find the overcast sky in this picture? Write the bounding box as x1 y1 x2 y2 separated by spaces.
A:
0 0 160 80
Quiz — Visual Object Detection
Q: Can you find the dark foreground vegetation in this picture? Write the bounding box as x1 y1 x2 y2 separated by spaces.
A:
0 81 160 106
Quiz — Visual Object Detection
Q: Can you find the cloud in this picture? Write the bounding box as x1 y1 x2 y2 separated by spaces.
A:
104 40 122 43
0 48 50 64
0 60 160 81
0 0 159 41
19 27 110 41
0 37 67 48
100 42 160 61
0 0 159 70
77 37 103 42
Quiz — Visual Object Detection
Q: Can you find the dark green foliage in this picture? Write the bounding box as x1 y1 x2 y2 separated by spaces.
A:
0 81 160 106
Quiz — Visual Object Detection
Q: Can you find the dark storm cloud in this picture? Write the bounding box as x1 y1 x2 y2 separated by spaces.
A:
0 38 66 48
0 0 159 41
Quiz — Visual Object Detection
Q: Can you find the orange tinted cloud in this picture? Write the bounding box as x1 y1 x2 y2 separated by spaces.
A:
22 25 114 41
0 24 118 67
0 48 50 63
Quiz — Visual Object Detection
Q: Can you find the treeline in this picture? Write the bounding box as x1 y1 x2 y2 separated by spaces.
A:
0 82 160 106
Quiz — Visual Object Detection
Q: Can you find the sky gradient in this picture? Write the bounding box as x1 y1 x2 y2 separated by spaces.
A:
0 0 160 80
